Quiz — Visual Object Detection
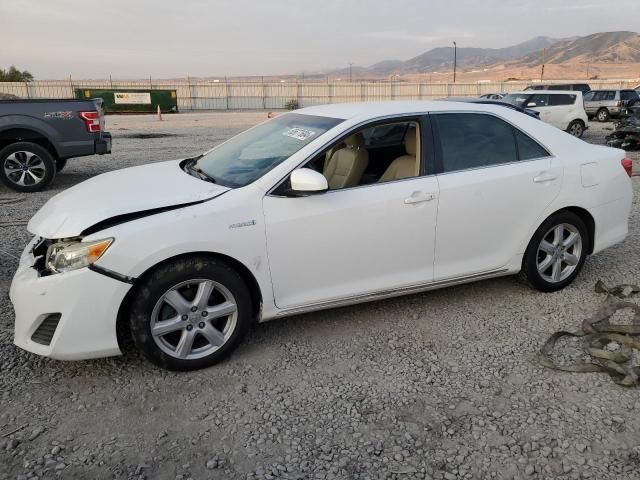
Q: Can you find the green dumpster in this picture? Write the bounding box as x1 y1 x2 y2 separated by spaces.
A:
74 88 178 114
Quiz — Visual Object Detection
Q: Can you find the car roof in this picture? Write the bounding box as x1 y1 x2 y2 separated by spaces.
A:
294 100 529 120
507 91 581 96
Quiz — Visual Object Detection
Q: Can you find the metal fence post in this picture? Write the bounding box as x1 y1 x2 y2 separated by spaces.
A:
225 77 229 110
261 76 266 110
187 76 194 110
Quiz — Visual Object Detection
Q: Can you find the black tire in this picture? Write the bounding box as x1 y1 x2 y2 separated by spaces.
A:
0 142 56 192
567 120 585 138
596 108 610 122
520 211 589 292
129 256 252 371
56 158 67 172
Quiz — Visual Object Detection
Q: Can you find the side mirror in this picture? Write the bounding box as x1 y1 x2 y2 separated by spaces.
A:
527 102 537 108
288 168 328 196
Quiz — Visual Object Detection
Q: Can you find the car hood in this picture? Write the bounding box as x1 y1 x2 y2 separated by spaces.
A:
28 159 230 238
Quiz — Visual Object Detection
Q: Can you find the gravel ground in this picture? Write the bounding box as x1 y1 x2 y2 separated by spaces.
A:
1 112 639 480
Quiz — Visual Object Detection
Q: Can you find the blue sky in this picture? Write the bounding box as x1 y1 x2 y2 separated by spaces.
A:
1 0 638 79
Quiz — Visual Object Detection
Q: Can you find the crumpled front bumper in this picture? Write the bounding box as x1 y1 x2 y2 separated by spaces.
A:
10 237 131 361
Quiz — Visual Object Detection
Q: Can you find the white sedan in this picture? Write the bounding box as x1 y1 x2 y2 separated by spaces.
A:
10 102 633 370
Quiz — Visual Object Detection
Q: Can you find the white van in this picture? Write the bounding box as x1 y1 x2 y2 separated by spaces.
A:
503 91 589 138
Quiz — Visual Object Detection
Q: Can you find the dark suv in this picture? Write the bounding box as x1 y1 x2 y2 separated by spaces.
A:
524 83 591 93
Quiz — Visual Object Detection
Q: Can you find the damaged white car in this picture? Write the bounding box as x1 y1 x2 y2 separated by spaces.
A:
10 102 633 370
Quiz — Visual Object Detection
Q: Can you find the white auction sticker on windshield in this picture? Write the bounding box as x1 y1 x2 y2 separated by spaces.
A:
283 127 316 141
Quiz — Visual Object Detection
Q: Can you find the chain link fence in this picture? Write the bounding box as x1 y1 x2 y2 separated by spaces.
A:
0 79 637 111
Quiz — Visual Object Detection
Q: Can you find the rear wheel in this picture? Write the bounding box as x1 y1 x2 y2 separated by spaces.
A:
0 142 56 192
129 256 252 371
521 211 588 292
596 108 610 122
567 120 585 138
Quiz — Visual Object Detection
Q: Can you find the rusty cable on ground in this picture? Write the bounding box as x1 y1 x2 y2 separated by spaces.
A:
539 280 640 386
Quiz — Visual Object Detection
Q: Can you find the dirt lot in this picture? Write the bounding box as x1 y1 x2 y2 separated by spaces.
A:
1 112 639 480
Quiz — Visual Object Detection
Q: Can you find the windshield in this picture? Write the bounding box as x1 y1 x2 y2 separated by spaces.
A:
502 93 530 108
194 113 342 187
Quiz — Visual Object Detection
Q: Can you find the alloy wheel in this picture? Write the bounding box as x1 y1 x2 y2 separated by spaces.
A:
150 279 238 360
536 223 583 284
569 123 583 137
3 151 46 187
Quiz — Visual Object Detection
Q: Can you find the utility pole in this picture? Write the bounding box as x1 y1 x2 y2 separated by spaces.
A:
349 63 353 82
452 41 457 83
540 48 546 82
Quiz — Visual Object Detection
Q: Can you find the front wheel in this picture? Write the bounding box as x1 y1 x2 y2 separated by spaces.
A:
0 142 56 192
520 211 588 292
129 256 252 371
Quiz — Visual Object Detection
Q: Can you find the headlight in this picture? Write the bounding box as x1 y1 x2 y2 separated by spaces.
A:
45 238 113 273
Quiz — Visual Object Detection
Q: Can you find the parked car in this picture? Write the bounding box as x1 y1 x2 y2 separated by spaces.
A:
11 101 632 370
502 91 589 137
524 83 591 93
444 97 541 119
584 89 640 122
0 98 111 192
479 93 505 100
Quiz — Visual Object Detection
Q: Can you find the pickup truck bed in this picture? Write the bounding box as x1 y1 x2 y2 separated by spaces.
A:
0 98 111 192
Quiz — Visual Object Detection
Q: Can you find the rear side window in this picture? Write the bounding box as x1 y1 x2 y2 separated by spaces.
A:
549 94 576 106
514 130 550 160
592 91 615 101
548 85 569 90
434 114 518 173
621 90 639 101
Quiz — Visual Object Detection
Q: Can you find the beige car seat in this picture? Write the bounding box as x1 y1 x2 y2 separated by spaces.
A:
323 133 369 189
379 126 419 182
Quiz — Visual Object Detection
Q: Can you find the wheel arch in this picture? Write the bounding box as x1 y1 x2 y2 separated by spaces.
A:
0 128 59 159
115 251 263 350
527 206 595 258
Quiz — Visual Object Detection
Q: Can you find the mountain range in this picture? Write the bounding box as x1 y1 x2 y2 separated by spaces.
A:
333 31 640 76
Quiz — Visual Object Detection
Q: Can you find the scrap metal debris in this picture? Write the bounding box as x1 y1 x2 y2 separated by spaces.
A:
539 282 640 387
594 279 640 299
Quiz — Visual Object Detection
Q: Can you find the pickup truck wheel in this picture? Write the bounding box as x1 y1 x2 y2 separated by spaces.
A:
0 142 55 192
129 256 252 371
56 158 67 172
596 108 610 122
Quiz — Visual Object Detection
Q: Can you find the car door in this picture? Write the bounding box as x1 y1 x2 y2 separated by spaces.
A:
262 116 440 310
430 112 562 280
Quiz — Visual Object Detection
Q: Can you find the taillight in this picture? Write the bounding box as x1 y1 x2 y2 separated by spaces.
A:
78 111 101 133
621 158 633 177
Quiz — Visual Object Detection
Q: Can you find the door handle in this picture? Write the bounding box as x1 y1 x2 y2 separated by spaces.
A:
404 192 436 204
533 173 557 183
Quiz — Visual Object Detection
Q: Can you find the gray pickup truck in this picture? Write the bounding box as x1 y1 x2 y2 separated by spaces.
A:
0 98 111 192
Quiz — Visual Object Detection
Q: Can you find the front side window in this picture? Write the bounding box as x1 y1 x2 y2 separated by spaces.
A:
292 120 422 191
194 113 342 188
528 94 550 107
503 93 532 108
434 113 518 173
